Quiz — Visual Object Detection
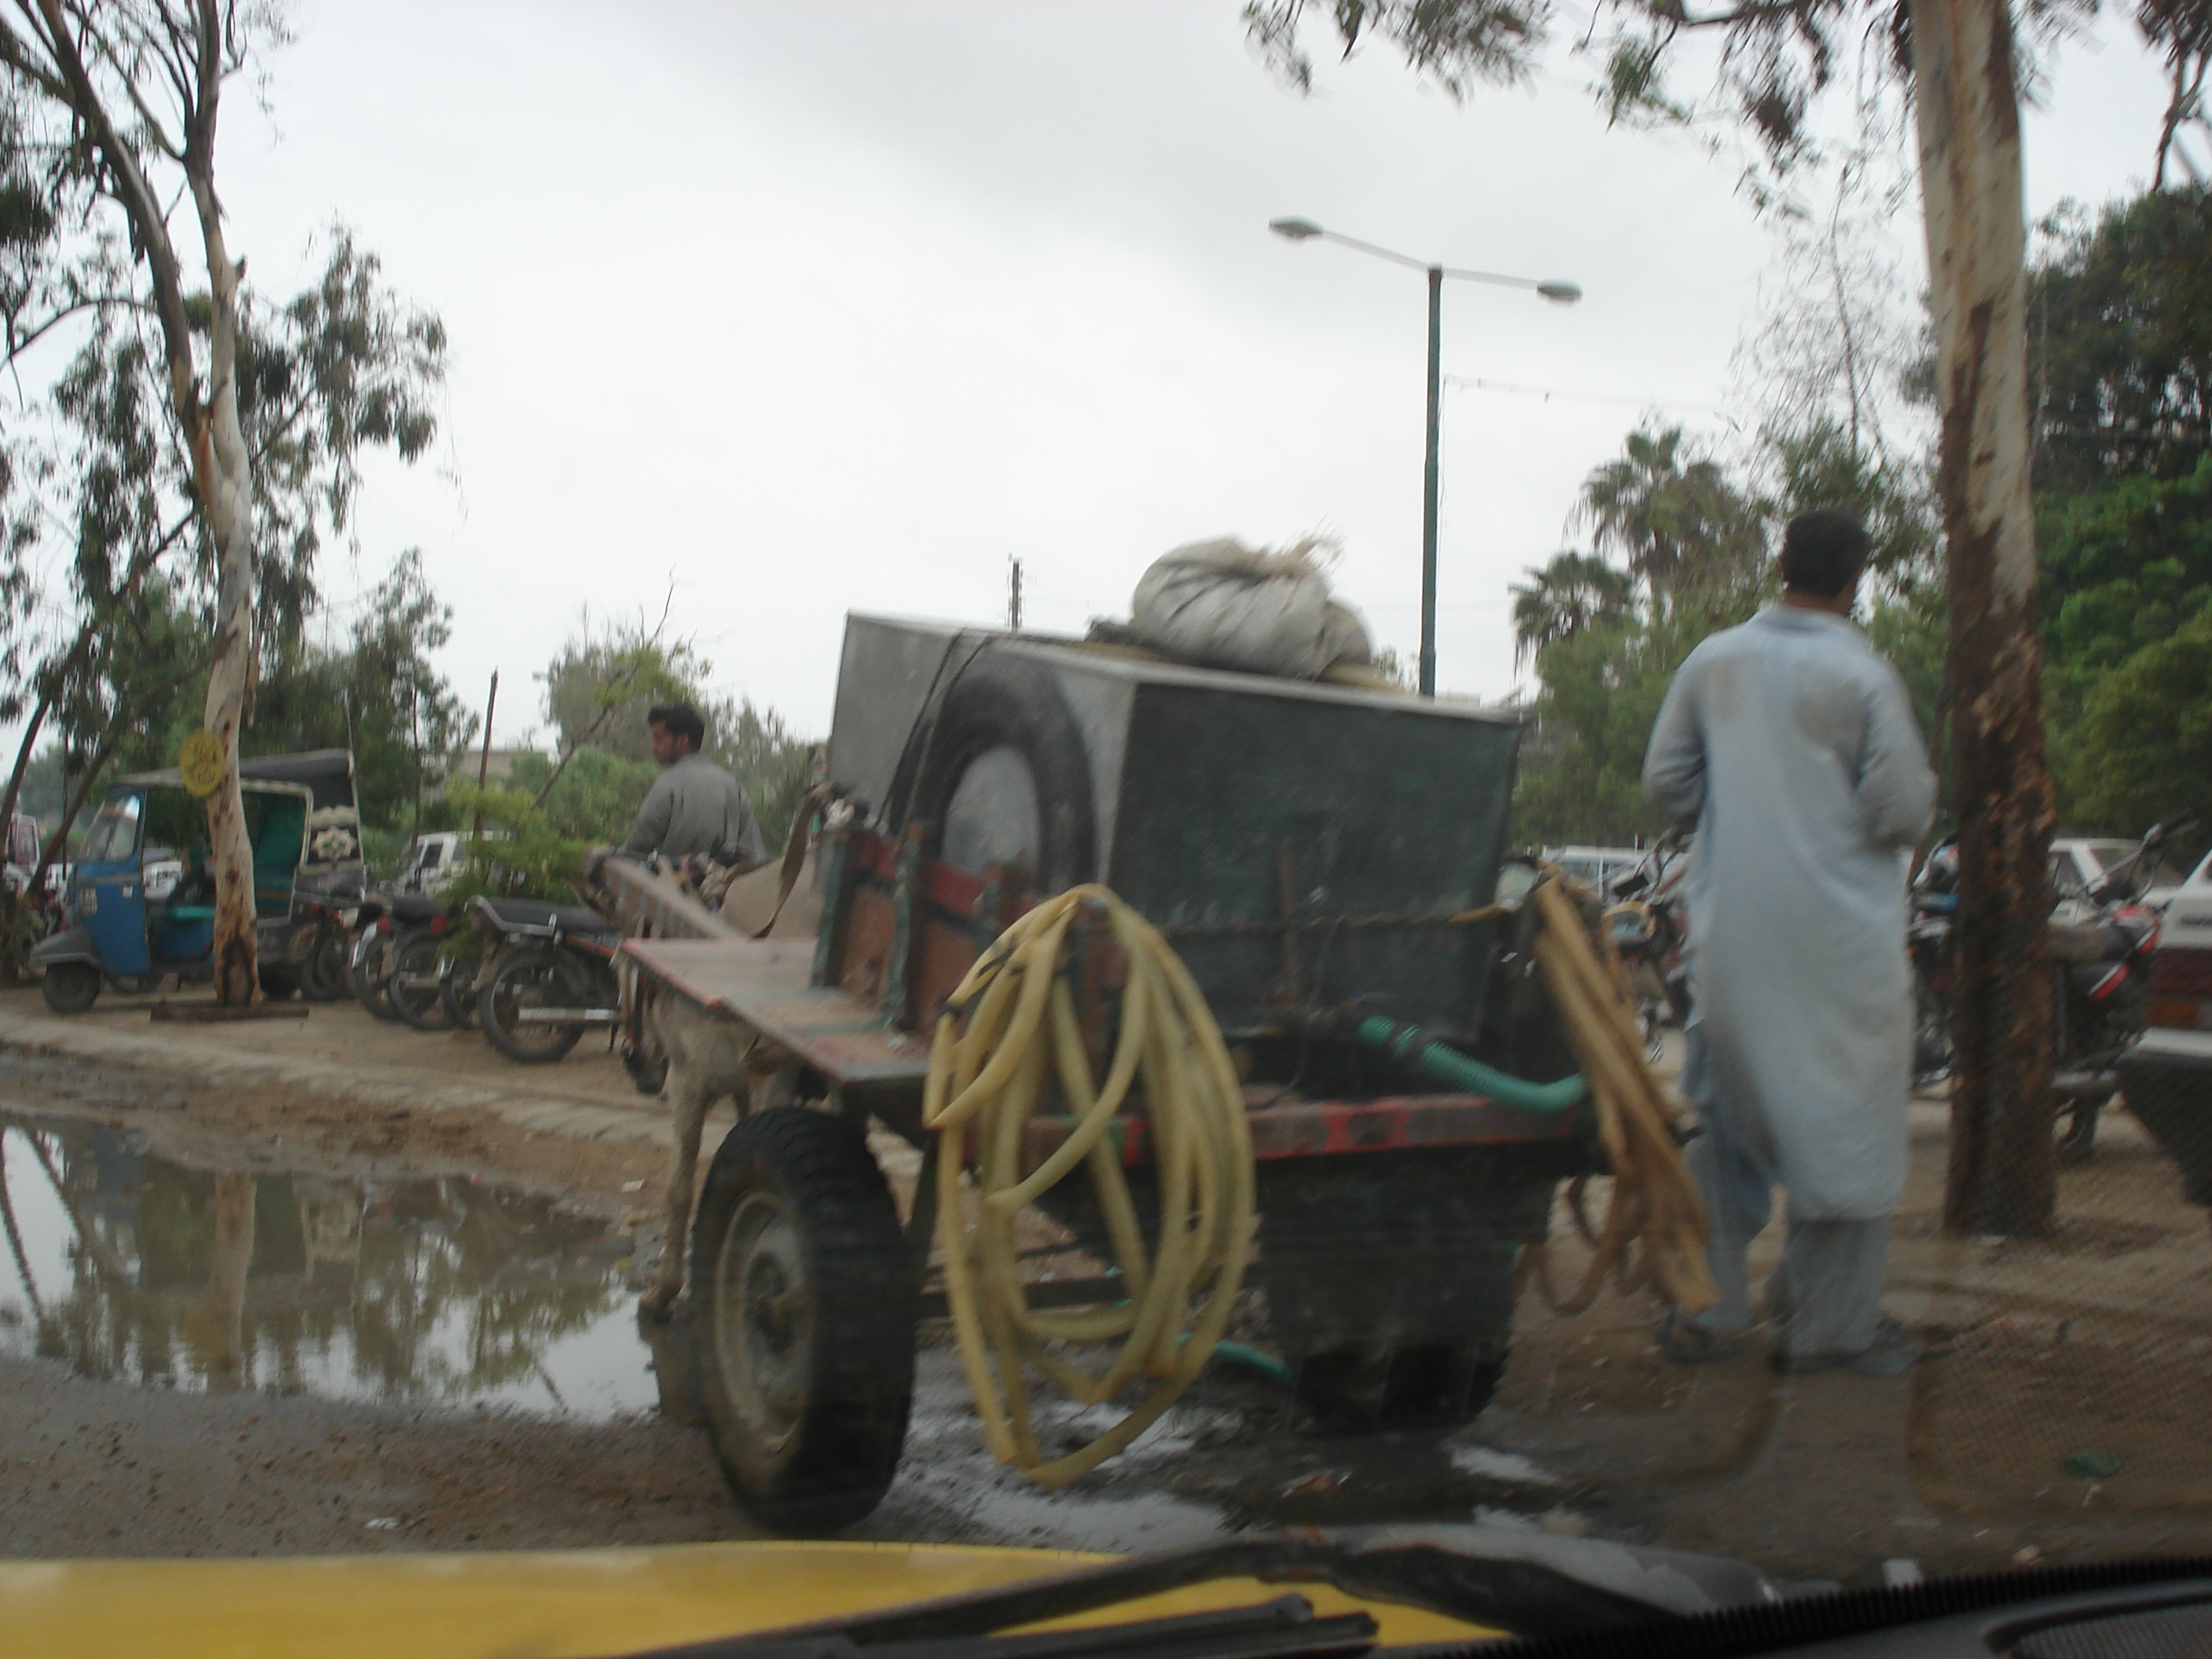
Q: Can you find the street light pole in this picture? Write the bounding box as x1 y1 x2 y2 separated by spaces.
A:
1421 263 1443 697
1268 218 1580 697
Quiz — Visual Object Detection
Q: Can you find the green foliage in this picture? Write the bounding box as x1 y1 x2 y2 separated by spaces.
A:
1510 551 1632 668
2067 610 2212 833
540 620 705 767
507 748 659 844
2030 188 2212 493
247 551 478 830
434 781 595 952
533 616 819 855
1512 599 1758 847
1570 425 1767 607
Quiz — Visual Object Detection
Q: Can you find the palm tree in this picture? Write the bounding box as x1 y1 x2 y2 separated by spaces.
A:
1510 551 1632 668
1570 427 1764 602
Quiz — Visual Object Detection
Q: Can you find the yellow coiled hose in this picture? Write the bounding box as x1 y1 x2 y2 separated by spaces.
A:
921 885 1255 1489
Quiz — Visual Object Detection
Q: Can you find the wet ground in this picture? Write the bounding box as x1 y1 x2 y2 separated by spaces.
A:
3 1005 2211 1586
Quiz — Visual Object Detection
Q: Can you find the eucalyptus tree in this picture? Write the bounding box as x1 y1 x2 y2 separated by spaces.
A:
0 6 444 1002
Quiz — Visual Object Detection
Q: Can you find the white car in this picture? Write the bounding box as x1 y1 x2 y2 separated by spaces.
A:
2050 836 2195 909
2119 862 2212 1214
1543 844 1653 896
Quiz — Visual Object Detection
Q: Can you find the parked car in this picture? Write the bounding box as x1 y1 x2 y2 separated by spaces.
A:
2052 835 2195 911
2120 869 2212 1230
1542 844 1651 895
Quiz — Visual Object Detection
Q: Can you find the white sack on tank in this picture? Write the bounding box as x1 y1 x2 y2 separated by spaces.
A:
1129 537 1373 679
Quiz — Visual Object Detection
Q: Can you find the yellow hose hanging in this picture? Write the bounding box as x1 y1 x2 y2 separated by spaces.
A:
921 885 1255 1490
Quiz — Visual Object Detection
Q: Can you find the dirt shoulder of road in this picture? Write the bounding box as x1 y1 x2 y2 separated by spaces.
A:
0 987 688 1218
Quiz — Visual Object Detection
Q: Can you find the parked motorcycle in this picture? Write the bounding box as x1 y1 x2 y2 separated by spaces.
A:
1602 833 1691 1063
1911 819 2178 1163
469 895 622 1064
347 891 445 1024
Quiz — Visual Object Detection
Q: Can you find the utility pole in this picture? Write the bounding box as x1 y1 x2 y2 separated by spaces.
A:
1420 263 1443 698
471 669 498 840
1008 557 1024 633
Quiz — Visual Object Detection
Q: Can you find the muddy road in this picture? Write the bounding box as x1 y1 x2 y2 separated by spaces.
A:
4 992 2211 1584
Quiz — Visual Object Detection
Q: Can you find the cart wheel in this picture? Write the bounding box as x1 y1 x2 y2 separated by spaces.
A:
2056 1097 2100 1166
40 961 100 1015
1294 1338 1508 1434
689 1106 916 1534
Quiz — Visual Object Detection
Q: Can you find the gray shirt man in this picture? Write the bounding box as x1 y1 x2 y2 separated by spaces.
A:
620 753 768 866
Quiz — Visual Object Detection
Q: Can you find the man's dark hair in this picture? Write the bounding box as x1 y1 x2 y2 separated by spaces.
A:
1779 509 1871 599
647 701 706 750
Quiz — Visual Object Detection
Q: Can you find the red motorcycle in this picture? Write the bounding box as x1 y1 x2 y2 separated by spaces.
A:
1912 822 2177 1164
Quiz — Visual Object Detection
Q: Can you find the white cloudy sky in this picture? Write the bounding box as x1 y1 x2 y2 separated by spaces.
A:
196 1 2174 745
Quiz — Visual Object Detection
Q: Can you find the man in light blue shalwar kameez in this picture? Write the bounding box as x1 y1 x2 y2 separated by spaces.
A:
1642 511 1937 1377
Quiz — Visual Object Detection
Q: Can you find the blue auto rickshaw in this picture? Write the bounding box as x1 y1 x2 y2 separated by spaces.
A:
32 749 364 1013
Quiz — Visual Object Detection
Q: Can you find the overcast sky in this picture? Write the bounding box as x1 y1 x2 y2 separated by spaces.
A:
201 0 2174 748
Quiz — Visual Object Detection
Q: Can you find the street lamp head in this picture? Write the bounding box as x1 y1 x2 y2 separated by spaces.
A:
1269 217 1324 241
1536 280 1584 305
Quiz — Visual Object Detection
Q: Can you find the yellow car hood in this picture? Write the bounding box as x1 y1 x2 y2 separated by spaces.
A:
1 1540 1503 1657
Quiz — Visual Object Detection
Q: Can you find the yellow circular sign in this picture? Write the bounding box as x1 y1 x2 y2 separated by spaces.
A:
178 729 226 798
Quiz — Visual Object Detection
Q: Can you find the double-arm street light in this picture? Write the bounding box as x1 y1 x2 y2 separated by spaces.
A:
1269 217 1581 697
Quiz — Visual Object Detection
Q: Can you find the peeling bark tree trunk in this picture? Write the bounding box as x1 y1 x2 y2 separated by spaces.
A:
1911 0 2058 1237
189 185 262 1007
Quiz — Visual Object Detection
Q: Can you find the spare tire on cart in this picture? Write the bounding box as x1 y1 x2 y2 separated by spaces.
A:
687 1105 917 1534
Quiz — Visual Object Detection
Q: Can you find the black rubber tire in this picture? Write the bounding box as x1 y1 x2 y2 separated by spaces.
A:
689 1107 916 1534
441 951 482 1031
478 945 590 1064
301 926 349 1003
2056 1097 2100 1166
40 961 99 1014
353 932 403 1022
258 964 301 1001
1294 1339 1509 1435
390 928 455 1032
889 648 1098 889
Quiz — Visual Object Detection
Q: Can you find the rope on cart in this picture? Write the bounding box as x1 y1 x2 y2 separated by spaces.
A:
922 885 1256 1490
1518 873 1718 1317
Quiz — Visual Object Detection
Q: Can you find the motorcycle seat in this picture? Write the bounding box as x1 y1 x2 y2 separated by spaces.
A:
2049 921 2135 963
474 895 611 938
387 893 443 923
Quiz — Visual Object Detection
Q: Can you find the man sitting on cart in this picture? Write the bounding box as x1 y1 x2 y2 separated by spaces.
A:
619 701 768 883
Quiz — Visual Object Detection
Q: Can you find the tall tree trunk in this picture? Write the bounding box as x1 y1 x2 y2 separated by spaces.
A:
185 44 260 1007
1911 0 2057 1237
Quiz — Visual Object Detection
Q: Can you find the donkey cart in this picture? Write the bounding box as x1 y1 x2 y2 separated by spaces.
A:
615 615 1692 1533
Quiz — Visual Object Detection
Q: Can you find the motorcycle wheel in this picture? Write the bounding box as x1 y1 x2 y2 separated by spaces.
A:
390 928 455 1031
351 932 403 1022
441 950 483 1031
300 925 348 1003
479 946 591 1064
2056 1097 2100 1166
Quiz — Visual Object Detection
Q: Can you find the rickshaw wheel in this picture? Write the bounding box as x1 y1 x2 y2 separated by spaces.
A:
40 961 99 1014
689 1106 915 1534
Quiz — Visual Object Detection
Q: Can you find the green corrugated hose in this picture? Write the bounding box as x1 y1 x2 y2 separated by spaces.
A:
1355 1016 1588 1113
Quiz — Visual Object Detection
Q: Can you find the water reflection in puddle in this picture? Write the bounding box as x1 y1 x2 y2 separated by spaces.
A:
0 1109 660 1418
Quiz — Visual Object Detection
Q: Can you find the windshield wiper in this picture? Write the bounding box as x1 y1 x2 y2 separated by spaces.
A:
600 1525 1794 1659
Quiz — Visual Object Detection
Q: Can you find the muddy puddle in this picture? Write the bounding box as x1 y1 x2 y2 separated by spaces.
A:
0 1108 661 1418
